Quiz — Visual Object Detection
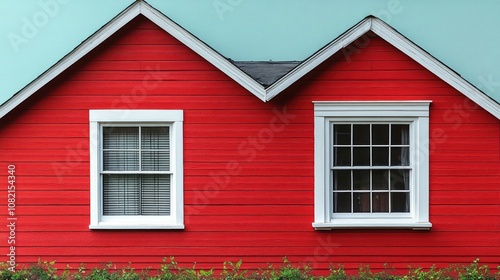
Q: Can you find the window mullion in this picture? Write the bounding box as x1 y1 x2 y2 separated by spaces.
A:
388 124 392 214
369 124 373 214
138 126 143 215
350 124 353 213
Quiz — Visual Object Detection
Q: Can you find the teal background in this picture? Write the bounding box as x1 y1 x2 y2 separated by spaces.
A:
1 0 500 106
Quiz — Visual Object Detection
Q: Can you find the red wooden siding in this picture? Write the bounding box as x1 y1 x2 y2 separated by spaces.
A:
1 16 499 274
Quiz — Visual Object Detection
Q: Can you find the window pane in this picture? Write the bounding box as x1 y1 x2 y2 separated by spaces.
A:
334 192 351 213
391 192 410 212
353 147 370 166
353 192 370 213
102 174 171 216
103 151 139 171
390 169 410 190
372 192 389 212
391 124 409 145
353 124 370 145
103 127 139 149
372 124 389 145
103 127 140 171
372 169 389 190
334 147 351 166
103 174 140 215
353 170 370 190
142 127 169 150
391 147 409 166
141 175 171 215
333 170 351 190
372 147 389 166
334 124 351 145
142 151 170 171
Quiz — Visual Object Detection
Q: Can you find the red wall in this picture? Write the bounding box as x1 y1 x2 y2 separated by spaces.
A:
1 16 499 274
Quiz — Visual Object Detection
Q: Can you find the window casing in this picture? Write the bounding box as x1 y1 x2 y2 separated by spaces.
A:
313 101 431 229
89 110 184 229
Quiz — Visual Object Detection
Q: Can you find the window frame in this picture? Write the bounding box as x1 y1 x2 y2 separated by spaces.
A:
89 110 184 229
313 101 432 230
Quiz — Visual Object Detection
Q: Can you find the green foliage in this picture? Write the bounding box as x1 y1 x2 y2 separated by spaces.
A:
322 264 348 280
455 259 497 280
404 265 453 280
0 258 498 280
220 260 246 280
156 257 214 280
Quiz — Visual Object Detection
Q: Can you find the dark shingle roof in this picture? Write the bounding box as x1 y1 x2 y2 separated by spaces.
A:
232 61 301 88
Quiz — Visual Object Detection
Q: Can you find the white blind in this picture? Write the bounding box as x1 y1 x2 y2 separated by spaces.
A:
102 126 171 216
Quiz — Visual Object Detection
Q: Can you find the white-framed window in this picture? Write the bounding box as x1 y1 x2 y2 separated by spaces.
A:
89 110 184 229
313 101 432 230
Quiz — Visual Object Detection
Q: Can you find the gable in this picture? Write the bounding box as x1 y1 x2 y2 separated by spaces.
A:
1 1 499 121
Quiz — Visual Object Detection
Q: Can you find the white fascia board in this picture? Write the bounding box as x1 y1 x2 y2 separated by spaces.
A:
140 3 267 102
370 18 500 119
265 18 372 101
0 2 142 120
265 16 500 120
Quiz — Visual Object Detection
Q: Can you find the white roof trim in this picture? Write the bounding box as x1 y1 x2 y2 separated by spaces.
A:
1 9 499 120
266 18 372 101
139 4 266 101
0 1 266 119
370 18 500 119
267 17 500 119
0 3 141 119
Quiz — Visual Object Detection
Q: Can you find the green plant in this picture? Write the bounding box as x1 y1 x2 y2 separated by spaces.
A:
0 257 498 279
456 259 496 280
404 265 453 280
322 264 348 280
158 257 214 280
220 260 247 280
12 259 59 280
271 257 312 280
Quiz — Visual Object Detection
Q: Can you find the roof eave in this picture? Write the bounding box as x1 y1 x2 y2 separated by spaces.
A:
0 1 268 120
140 3 267 101
264 16 500 119
1 10 499 119
0 2 142 119
265 18 372 101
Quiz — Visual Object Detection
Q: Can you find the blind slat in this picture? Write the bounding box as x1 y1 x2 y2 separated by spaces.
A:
102 125 171 216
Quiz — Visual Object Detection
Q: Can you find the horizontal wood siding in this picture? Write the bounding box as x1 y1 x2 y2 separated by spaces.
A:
0 18 499 274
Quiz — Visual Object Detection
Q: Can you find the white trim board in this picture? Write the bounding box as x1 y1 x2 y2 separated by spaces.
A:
0 5 499 120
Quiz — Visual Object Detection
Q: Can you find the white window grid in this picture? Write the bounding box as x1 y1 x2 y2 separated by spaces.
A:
100 124 172 216
330 122 412 216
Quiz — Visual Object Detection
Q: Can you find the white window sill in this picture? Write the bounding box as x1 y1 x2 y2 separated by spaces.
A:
313 220 432 230
89 223 185 230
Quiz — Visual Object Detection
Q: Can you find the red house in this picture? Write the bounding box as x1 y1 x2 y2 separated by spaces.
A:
1 2 499 274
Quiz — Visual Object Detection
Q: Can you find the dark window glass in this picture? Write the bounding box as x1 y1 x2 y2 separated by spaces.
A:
334 124 351 145
372 124 389 145
333 170 351 190
353 124 370 145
